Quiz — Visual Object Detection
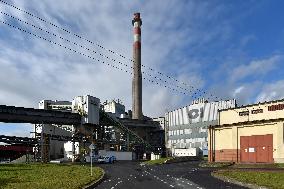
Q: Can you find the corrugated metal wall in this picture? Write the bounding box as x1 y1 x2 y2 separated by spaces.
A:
166 99 236 154
166 99 236 126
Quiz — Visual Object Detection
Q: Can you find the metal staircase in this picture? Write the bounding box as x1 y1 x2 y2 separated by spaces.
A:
100 110 153 151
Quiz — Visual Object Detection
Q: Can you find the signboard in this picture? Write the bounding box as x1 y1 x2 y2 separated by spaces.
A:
248 147 255 153
89 144 95 150
239 111 249 116
251 109 263 114
268 104 284 111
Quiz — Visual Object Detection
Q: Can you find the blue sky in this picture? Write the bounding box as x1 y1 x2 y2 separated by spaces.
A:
0 0 284 136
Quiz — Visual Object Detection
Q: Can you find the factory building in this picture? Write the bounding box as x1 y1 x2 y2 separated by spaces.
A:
209 99 284 163
103 100 126 118
36 95 100 160
152 117 165 130
165 98 236 156
37 100 76 160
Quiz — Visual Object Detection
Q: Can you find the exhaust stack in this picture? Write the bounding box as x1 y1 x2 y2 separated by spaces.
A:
132 13 143 120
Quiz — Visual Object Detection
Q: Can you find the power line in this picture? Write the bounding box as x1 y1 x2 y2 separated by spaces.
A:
0 20 192 96
0 0 220 100
1 11 198 94
0 11 131 68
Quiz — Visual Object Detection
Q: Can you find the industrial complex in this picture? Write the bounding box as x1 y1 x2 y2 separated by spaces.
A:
0 1 283 188
0 12 284 166
0 13 165 163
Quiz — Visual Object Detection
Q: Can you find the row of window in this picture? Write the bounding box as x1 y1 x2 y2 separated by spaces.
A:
168 140 208 148
168 127 207 136
168 138 207 144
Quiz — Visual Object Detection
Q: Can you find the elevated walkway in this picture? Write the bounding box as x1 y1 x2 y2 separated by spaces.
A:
0 105 81 125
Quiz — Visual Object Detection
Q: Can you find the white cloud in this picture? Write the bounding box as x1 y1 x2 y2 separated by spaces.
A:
0 0 265 137
256 80 284 102
230 55 282 82
232 86 244 97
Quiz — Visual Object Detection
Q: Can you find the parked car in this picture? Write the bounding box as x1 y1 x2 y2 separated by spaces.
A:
0 158 10 164
84 155 100 163
98 156 116 164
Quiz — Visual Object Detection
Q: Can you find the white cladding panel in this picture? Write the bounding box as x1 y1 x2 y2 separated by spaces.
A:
176 110 179 125
182 107 189 124
72 95 100 125
166 99 236 126
174 148 199 157
178 108 183 125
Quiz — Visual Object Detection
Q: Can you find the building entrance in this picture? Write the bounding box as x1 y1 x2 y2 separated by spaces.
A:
240 134 273 163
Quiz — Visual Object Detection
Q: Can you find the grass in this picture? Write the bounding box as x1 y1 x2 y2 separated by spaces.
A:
0 163 104 189
232 163 284 169
144 157 173 165
276 163 284 168
214 170 284 189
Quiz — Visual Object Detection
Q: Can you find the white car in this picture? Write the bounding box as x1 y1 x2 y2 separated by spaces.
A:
98 156 116 164
85 155 99 163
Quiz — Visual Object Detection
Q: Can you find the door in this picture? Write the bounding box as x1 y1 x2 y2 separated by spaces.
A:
241 134 273 163
240 136 249 163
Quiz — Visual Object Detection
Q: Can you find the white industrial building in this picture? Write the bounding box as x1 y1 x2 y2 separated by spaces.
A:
165 98 236 156
36 95 100 161
103 99 126 118
153 117 165 130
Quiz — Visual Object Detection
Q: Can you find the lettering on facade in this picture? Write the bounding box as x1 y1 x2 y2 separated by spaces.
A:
268 104 284 111
239 111 249 116
251 109 263 114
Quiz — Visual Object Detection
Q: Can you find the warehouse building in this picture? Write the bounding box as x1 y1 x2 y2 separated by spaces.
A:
209 99 284 163
165 98 236 156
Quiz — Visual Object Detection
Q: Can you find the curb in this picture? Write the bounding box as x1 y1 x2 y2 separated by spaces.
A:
211 172 267 189
82 168 106 189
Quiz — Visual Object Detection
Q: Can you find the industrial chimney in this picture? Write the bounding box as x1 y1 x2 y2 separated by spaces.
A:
132 13 143 120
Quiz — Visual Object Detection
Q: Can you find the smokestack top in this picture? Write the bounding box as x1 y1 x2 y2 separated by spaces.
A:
132 13 142 26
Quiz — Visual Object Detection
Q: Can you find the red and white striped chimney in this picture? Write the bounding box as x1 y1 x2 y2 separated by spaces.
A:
132 13 143 120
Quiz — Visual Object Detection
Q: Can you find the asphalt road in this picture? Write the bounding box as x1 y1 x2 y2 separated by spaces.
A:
94 161 248 189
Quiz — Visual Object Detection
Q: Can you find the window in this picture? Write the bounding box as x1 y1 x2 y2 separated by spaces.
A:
184 129 192 134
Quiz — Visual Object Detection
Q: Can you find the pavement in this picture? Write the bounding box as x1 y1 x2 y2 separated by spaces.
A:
93 161 248 189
